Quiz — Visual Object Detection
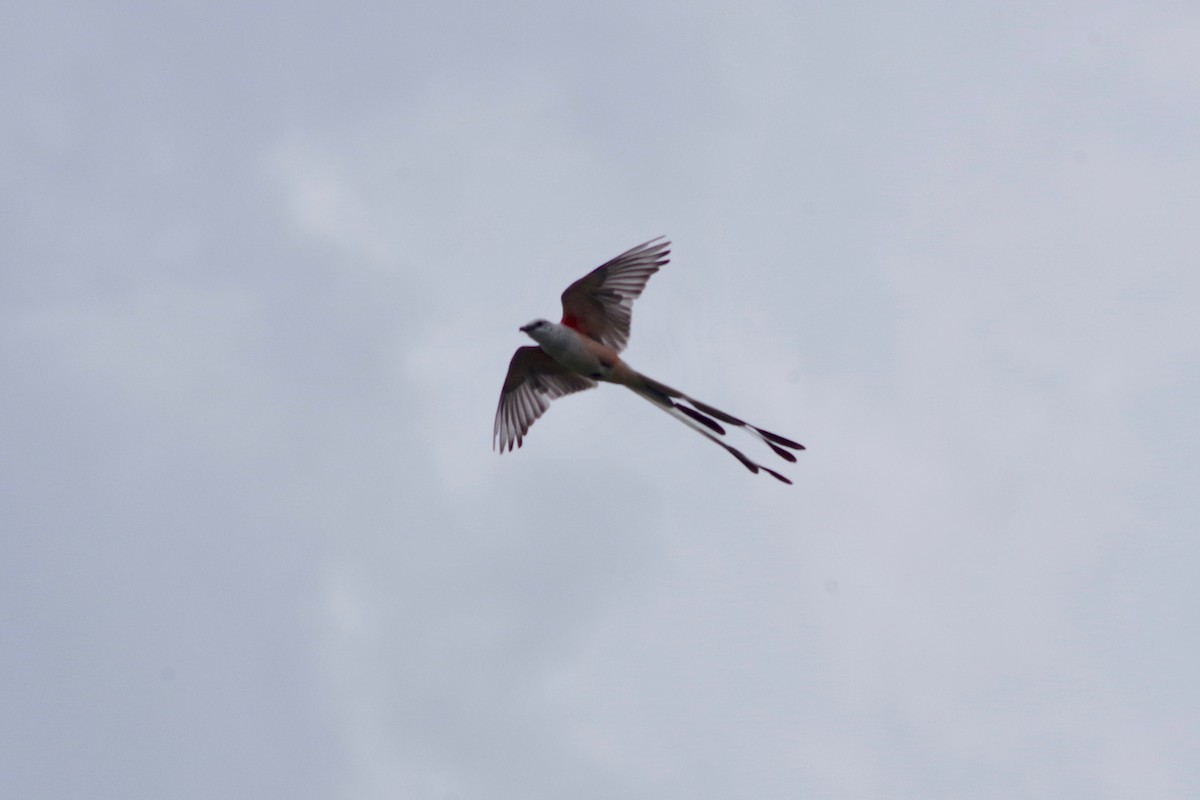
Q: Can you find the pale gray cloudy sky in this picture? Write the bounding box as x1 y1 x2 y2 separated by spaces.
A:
4 1 1198 798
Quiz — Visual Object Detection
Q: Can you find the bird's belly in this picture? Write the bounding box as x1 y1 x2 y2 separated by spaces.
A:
542 341 609 378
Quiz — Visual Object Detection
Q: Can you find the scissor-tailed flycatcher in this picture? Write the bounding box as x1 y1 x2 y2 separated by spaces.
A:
494 237 804 483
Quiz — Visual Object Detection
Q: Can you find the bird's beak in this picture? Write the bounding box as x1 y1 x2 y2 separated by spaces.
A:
518 324 530 333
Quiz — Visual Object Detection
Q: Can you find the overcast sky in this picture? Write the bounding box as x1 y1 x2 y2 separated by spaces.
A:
4 2 1199 798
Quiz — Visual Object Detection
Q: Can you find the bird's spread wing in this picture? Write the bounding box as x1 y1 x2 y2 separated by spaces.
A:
494 346 597 452
559 237 669 352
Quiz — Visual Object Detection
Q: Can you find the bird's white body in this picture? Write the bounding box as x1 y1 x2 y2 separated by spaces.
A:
494 238 804 483
521 320 612 379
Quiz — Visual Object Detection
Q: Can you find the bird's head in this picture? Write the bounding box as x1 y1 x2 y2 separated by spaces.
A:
519 319 554 343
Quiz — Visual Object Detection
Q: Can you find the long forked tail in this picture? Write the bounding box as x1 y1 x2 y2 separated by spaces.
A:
628 373 805 484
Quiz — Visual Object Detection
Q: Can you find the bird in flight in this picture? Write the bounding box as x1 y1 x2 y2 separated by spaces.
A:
493 237 804 483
